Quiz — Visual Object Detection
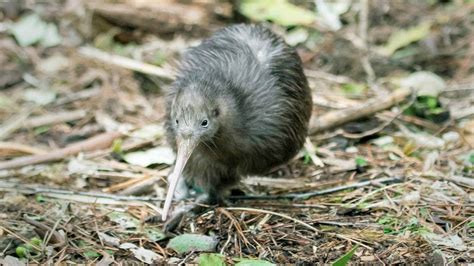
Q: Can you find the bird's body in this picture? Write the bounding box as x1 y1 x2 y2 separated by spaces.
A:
163 24 312 218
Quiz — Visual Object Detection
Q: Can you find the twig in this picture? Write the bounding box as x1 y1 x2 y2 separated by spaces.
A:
85 138 154 159
341 91 416 139
54 87 101 106
304 69 355 84
0 131 122 170
0 142 46 156
359 0 376 86
451 106 474 120
315 220 382 229
23 110 88 128
23 216 65 248
230 176 403 200
0 180 163 203
225 207 373 250
0 107 33 140
119 175 165 195
350 182 406 206
309 87 412 135
447 175 474 187
304 138 324 167
218 208 251 247
377 111 440 131
78 46 174 81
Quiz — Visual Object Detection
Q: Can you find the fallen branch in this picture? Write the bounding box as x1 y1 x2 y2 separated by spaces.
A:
341 92 416 139
0 180 163 202
447 175 474 187
23 110 88 128
309 87 412 135
0 142 46 157
78 46 174 81
0 131 122 170
0 108 33 140
88 2 225 34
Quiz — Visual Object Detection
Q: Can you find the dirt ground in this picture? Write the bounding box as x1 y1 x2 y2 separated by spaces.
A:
0 0 473 264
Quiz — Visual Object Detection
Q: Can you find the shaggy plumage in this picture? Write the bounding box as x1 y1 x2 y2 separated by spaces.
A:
164 24 312 215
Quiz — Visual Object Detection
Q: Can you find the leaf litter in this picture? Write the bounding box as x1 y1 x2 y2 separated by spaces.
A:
0 0 473 264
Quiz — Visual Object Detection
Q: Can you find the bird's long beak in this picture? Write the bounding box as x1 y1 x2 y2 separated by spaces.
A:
161 137 198 221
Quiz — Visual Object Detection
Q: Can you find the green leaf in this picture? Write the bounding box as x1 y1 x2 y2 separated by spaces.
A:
467 220 474 228
93 28 120 50
84 250 101 259
378 21 431 56
331 245 358 266
425 97 439 110
152 51 168 66
16 246 28 258
355 156 368 167
468 153 474 165
107 211 140 229
143 227 166 242
341 83 366 96
167 234 218 254
34 126 50 135
303 151 311 164
236 259 275 266
198 253 226 266
35 194 45 203
239 0 316 26
105 250 115 255
29 237 42 248
112 138 123 155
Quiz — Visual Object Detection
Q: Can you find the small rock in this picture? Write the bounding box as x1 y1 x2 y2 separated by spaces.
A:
360 256 375 262
345 146 358 153
442 131 460 143
37 54 69 75
401 71 446 97
372 136 394 147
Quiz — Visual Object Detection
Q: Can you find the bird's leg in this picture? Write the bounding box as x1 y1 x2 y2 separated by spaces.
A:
163 182 233 232
161 170 238 232
163 192 216 232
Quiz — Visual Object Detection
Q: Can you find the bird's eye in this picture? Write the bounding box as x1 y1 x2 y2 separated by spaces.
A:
175 119 179 125
201 119 208 128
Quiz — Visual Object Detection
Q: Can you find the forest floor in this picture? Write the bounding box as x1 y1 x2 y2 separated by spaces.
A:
0 0 473 264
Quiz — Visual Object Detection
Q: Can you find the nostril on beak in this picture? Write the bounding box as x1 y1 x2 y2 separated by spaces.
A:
180 129 193 139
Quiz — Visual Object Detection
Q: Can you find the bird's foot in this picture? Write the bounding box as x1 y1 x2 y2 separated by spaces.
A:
146 190 229 232
163 194 217 232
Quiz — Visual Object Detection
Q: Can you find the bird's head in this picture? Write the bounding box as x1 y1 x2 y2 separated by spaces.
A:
162 76 237 220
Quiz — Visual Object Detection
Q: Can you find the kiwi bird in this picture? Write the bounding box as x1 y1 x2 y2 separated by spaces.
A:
162 24 312 220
